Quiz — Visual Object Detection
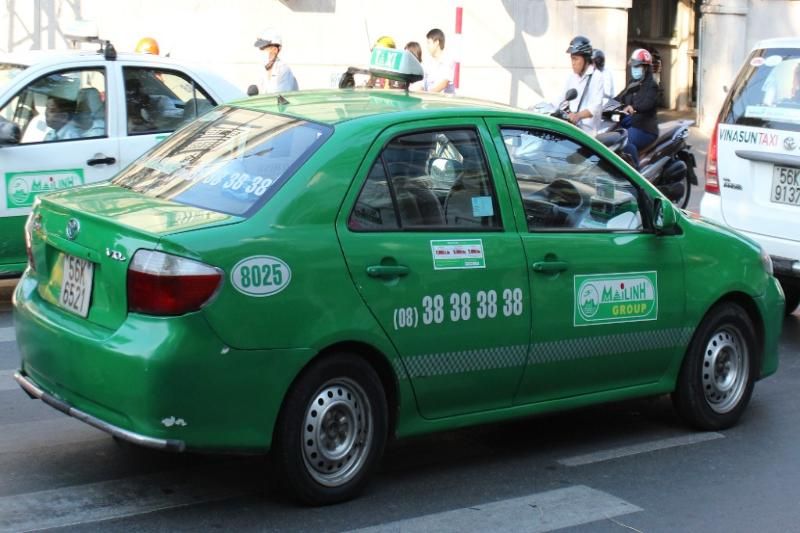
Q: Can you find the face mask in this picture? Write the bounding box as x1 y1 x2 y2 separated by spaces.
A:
631 66 644 80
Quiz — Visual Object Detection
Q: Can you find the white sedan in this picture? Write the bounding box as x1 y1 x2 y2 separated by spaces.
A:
0 43 244 275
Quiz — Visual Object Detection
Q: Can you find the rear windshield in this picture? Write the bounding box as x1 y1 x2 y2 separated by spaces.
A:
0 63 26 92
112 107 332 216
721 47 800 132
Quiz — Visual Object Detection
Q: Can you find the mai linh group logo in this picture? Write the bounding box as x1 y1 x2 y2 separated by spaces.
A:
575 272 658 326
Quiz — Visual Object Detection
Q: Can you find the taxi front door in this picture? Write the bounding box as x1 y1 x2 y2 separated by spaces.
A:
488 122 687 405
337 120 532 419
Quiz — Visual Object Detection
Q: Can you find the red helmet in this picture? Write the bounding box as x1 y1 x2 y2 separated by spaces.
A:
135 37 160 55
629 48 652 67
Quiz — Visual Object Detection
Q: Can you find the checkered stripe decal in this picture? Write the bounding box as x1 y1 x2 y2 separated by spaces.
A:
394 327 694 379
528 327 694 365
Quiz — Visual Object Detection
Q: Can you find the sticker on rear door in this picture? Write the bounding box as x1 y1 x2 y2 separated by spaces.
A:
231 256 292 297
431 239 485 270
5 169 85 208
574 271 658 326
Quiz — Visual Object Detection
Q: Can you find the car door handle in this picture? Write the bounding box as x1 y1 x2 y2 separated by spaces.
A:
366 265 410 278
532 260 568 273
87 156 116 166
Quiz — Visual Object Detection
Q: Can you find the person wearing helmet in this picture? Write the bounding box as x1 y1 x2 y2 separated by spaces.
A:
561 36 604 134
135 37 159 55
592 48 615 105
254 29 298 94
614 48 659 168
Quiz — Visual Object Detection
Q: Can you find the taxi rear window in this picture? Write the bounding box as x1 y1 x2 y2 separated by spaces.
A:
112 106 332 216
722 47 800 132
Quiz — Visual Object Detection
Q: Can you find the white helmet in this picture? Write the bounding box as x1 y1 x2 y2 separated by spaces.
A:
254 29 282 49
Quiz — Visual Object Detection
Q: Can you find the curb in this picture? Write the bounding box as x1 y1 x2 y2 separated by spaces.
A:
0 279 18 304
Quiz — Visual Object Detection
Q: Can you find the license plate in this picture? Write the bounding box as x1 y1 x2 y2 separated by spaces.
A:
59 254 94 317
771 165 800 206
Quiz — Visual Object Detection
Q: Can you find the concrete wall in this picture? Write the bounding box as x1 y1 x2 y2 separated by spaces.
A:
1 0 632 110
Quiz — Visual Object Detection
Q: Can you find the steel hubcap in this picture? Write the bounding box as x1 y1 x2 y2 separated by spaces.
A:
702 326 748 414
302 378 372 487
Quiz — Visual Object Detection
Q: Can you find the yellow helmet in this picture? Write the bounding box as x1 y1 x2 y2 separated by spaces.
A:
135 37 160 55
374 36 396 49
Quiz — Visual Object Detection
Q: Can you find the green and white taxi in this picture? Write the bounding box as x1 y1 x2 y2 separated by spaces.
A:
0 42 243 276
13 50 784 505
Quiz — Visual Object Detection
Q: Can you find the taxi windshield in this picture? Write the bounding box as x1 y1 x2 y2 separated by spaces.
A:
112 107 332 216
723 47 800 132
0 63 26 92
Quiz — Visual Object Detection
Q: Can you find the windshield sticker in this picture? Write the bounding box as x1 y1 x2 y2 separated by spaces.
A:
431 239 485 270
231 255 292 297
719 126 779 147
764 55 783 67
750 57 765 67
574 272 658 326
5 169 84 208
471 196 494 217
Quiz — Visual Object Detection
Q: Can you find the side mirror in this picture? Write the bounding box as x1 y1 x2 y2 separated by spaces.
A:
429 157 460 186
564 88 578 102
0 118 21 146
652 198 677 234
247 85 259 97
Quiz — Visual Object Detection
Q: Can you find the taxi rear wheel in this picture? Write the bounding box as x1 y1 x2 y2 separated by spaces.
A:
272 353 387 505
672 302 757 430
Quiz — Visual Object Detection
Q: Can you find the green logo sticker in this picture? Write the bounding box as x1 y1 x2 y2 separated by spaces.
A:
431 239 486 270
574 271 658 326
231 255 291 297
5 169 84 208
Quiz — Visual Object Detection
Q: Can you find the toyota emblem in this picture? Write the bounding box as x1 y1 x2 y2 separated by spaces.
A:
784 137 797 151
65 218 80 240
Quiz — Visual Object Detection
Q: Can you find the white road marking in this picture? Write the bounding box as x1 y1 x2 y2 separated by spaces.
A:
0 417 107 455
0 327 14 343
0 370 17 392
558 432 725 467
0 467 247 532
347 485 641 533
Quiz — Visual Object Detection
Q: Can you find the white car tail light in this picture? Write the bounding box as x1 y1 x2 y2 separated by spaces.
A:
127 250 222 316
705 121 720 194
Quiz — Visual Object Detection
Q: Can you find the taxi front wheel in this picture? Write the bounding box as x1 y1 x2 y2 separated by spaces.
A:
272 353 388 505
672 302 756 431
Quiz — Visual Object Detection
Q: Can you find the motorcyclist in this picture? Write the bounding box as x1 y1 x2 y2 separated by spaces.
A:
615 48 659 168
592 49 615 105
561 36 604 134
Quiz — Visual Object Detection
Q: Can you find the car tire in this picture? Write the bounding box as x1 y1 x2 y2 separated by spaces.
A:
272 353 388 505
672 302 757 430
781 281 799 317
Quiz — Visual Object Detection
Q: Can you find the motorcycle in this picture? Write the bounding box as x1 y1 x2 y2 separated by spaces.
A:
532 91 697 209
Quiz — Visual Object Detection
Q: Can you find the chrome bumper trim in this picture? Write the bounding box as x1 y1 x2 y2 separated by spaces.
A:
14 371 186 452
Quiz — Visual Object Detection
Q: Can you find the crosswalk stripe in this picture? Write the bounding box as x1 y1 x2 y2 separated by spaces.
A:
0 417 108 455
0 370 17 392
0 465 248 532
346 485 641 533
558 432 724 467
0 327 13 343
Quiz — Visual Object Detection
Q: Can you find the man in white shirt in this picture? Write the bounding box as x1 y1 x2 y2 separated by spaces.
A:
254 29 299 94
43 97 82 141
424 28 455 94
561 36 604 135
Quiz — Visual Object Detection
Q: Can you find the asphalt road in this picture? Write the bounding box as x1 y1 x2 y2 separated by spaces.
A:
0 298 798 532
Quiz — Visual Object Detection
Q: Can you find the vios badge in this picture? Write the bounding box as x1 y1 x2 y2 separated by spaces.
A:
784 137 797 151
65 218 80 240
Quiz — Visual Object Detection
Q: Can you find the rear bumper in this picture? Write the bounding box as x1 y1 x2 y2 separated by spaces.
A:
14 371 185 451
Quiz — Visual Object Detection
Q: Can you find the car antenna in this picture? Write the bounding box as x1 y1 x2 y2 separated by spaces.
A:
277 94 290 106
101 41 117 61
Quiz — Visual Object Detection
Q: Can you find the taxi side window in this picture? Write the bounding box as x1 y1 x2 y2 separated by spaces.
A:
0 68 106 144
501 128 644 232
348 129 502 231
124 68 215 136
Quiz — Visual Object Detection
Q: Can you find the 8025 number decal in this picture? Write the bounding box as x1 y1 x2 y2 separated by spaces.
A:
231 256 292 297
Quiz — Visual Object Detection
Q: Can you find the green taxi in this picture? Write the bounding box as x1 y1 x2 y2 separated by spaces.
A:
13 50 784 505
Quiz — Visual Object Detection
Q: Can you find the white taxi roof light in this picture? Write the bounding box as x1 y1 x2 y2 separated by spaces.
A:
62 20 100 43
368 47 424 84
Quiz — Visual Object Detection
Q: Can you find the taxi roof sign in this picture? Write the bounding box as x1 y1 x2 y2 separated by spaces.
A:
368 47 424 84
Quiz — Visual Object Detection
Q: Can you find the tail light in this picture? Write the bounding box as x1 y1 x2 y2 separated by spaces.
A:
705 121 720 194
127 250 222 316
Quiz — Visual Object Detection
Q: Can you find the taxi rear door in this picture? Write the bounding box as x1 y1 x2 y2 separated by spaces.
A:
337 119 531 419
487 121 688 404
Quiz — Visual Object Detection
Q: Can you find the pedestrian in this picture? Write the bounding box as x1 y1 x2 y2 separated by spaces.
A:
424 28 455 94
404 41 425 91
254 29 298 94
560 35 604 134
592 49 615 105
